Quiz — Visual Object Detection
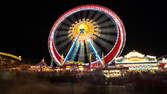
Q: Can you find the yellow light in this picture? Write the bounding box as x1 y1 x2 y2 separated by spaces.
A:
69 18 99 41
66 66 71 70
78 65 83 68
0 52 22 61
79 24 86 30
78 24 88 33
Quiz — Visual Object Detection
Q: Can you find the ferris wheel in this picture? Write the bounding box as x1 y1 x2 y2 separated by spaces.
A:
48 4 126 66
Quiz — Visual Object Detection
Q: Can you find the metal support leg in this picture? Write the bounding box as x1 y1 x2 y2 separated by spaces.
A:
62 32 81 65
71 41 80 61
50 58 54 67
88 40 104 66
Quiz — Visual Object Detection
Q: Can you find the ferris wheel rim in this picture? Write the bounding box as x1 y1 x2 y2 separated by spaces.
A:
48 4 126 66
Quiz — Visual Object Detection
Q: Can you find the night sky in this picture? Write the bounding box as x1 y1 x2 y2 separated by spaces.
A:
0 0 167 61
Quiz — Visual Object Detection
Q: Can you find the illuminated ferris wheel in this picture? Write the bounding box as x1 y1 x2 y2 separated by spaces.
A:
48 4 126 66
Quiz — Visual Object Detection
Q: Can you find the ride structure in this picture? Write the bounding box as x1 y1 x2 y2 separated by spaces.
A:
0 52 22 69
48 4 126 68
0 52 22 61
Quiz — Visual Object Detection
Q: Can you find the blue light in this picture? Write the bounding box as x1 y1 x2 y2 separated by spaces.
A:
71 42 80 60
80 29 84 33
62 31 81 65
88 40 104 65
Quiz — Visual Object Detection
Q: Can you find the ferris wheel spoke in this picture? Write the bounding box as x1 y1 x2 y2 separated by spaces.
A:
96 35 115 47
57 39 72 51
99 27 117 35
98 21 114 28
57 27 69 31
61 22 71 27
90 11 97 20
56 32 69 39
63 18 73 26
81 11 88 19
56 29 69 36
59 25 69 30
94 13 104 22
95 14 106 24
83 41 89 63
99 29 117 36
85 41 93 62
56 37 69 45
92 12 102 21
87 11 94 19
73 14 79 21
67 18 75 24
99 24 115 29
96 34 116 44
59 40 73 56
97 42 112 53
56 33 68 38
93 39 110 54
69 16 77 23
85 10 90 19
97 18 111 25
55 31 70 41
78 42 85 62
75 11 82 20
80 11 84 19
56 29 68 34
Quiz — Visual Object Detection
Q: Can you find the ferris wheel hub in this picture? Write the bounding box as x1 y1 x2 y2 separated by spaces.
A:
69 18 100 41
79 24 88 33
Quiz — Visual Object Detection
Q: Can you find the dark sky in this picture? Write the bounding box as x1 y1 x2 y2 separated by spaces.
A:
0 0 167 60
